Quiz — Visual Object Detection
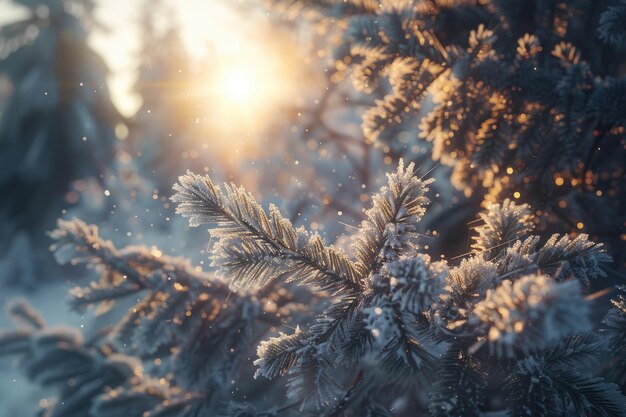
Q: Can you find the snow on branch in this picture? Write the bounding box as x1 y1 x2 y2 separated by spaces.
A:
471 199 533 260
473 274 591 357
352 159 433 279
7 160 621 416
47 217 287 391
172 172 361 294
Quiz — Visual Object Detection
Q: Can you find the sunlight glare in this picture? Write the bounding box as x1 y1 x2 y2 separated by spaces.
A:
211 48 294 133
222 67 256 105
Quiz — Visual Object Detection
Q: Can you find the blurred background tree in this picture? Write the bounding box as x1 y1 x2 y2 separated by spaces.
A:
0 0 122 285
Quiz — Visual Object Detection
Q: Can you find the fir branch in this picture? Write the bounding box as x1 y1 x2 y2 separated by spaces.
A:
49 218 232 314
505 361 561 417
549 369 626 417
384 255 446 314
255 327 310 379
377 319 435 384
496 233 612 285
0 301 222 417
473 274 591 357
309 295 368 364
352 159 433 280
361 58 443 144
286 348 340 410
429 344 486 417
91 383 168 417
603 285 626 387
598 2 626 47
325 369 364 417
172 172 361 294
286 0 626 266
542 333 607 370
49 217 285 392
6 299 46 330
471 199 533 260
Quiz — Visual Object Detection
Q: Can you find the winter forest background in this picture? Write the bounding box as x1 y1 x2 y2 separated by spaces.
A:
0 0 625 416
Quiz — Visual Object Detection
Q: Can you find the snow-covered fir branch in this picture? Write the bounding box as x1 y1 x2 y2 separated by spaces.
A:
0 300 212 417
39 217 314 415
1 161 623 416
171 171 362 294
168 160 623 416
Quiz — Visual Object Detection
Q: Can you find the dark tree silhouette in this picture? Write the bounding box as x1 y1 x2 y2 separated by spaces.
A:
0 0 122 283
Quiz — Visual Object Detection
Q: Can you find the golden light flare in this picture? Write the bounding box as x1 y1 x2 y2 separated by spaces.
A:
201 29 307 149
220 67 256 105
195 42 303 166
86 0 309 156
212 57 291 124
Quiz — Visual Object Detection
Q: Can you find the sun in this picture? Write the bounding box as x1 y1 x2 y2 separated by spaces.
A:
212 56 289 128
222 68 256 104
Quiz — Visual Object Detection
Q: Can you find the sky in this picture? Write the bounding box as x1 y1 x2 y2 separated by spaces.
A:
90 0 250 115
0 0 273 116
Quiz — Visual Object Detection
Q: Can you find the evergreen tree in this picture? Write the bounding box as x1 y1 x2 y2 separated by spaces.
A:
266 0 626 267
3 161 624 416
0 0 122 283
1 2 625 416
